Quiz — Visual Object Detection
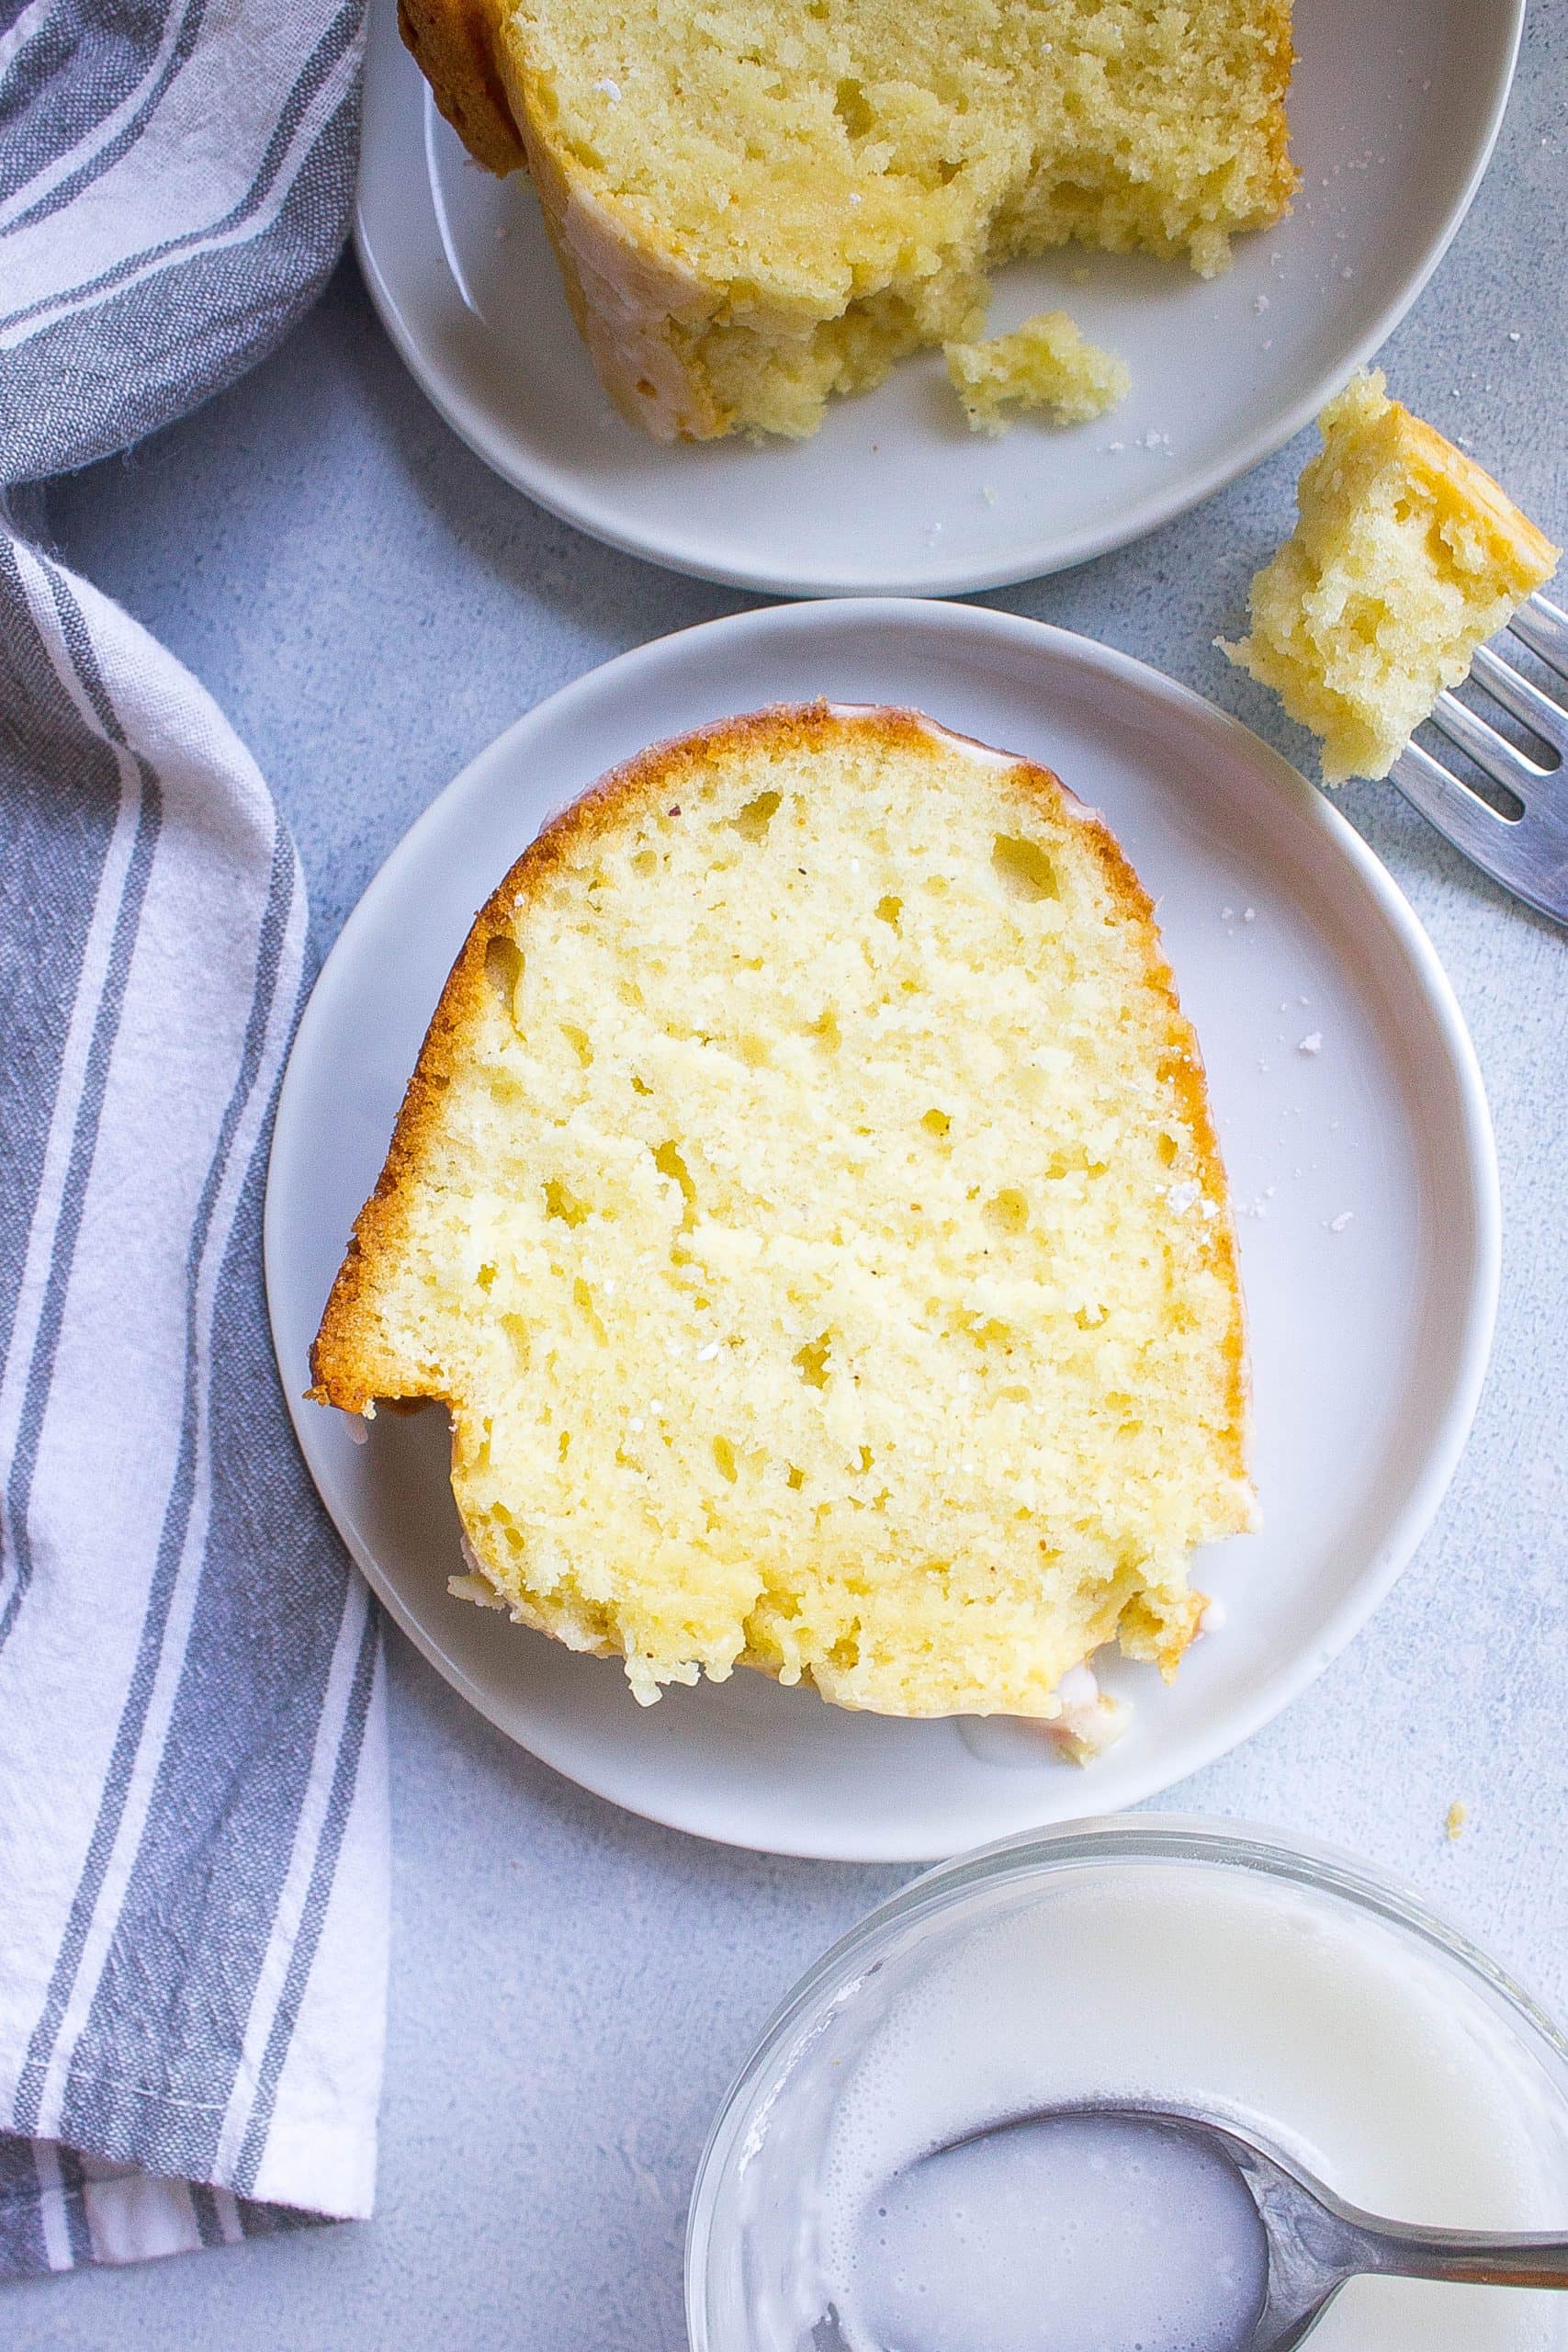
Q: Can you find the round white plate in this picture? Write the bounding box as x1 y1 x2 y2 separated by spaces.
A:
265 601 1498 1861
355 0 1521 597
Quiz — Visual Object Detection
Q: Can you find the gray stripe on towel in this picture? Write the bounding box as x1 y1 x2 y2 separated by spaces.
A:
235 1594 379 2198
56 1039 367 2181
187 2183 224 2250
59 2144 92 2265
2 0 209 240
0 2136 49 2273
0 543 119 1386
0 0 168 209
1 0 356 331
0 556 163 1652
0 82 359 483
11 820 295 2137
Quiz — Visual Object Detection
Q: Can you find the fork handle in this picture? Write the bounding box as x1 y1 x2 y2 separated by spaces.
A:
1357 2222 1568 2292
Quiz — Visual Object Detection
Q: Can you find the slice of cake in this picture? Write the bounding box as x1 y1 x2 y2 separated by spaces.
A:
310 704 1255 1720
400 0 1296 440
1224 371 1561 784
944 312 1131 435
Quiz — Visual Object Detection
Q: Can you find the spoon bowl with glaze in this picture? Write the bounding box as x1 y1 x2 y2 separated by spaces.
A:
913 2100 1568 2352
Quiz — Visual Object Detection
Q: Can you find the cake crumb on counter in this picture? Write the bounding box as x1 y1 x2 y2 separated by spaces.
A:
1446 1800 1468 1841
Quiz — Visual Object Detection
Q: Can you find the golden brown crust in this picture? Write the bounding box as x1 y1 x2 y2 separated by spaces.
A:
1258 1 1301 222
398 0 525 176
310 703 1250 1519
1393 406 1561 582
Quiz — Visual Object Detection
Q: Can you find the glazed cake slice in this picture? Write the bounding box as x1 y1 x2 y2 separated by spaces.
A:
400 0 1296 440
310 705 1255 1720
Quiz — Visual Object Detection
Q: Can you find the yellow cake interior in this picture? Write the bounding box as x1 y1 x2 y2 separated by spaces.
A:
945 311 1130 433
1224 371 1561 784
310 708 1254 1718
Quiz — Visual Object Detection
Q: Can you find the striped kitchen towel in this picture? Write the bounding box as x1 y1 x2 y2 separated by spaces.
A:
0 0 388 2278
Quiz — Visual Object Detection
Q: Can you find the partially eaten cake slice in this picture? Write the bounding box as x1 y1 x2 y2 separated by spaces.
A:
310 705 1255 1722
400 0 1296 440
1224 371 1561 784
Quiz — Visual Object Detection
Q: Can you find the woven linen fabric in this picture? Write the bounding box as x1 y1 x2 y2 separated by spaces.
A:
0 0 388 2276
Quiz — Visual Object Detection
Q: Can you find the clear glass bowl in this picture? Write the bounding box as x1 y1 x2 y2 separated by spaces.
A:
686 1815 1568 2352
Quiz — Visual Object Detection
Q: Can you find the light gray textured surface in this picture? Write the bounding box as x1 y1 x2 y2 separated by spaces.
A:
13 9 1567 2343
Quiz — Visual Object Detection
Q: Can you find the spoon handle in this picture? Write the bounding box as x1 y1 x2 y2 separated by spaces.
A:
1359 2223 1568 2292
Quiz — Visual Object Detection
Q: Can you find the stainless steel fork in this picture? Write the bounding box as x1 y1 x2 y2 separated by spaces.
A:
1389 592 1568 926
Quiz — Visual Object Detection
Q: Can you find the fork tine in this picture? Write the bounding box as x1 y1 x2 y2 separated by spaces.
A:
1508 592 1568 678
1468 642 1568 756
1389 740 1520 868
1428 689 1544 794
1390 741 1568 926
1383 592 1568 926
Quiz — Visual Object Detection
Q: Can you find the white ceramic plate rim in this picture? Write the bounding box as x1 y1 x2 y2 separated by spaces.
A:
351 6 1523 597
265 600 1499 1858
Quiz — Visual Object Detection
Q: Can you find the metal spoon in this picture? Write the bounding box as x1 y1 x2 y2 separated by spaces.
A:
932 2099 1568 2350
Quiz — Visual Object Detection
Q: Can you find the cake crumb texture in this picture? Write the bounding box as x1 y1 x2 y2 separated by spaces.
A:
944 311 1131 433
310 705 1254 1718
401 0 1297 440
1224 370 1560 784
